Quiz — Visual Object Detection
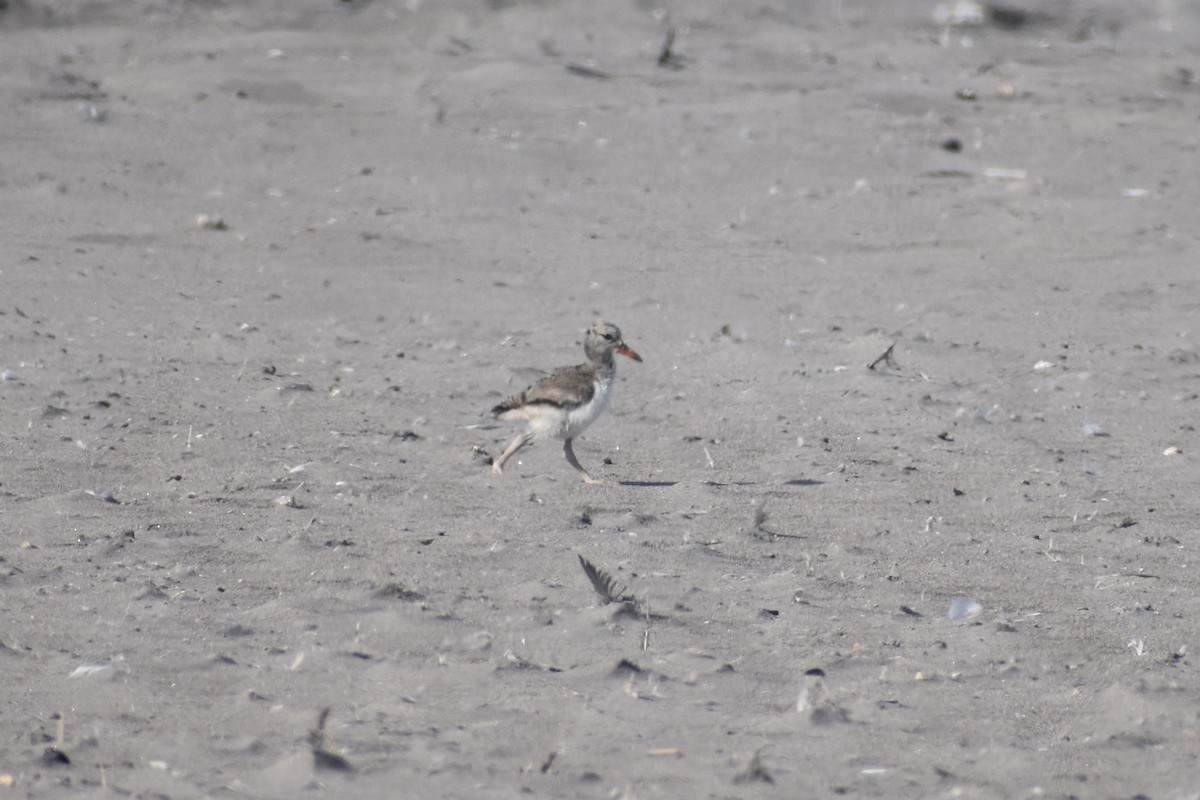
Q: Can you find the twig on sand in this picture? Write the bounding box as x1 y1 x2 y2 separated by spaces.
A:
752 498 805 540
657 28 685 69
578 554 635 606
42 713 70 766
566 62 611 80
309 708 353 772
753 499 769 532
734 748 774 784
578 554 655 622
867 341 897 370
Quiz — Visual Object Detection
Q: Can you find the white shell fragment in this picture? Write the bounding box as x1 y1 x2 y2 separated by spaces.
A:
932 1 985 26
948 597 983 620
69 663 113 679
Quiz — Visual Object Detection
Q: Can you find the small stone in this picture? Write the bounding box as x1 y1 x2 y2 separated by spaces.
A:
195 213 227 230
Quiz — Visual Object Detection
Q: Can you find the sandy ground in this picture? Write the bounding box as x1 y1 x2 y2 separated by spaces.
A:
3 0 1200 797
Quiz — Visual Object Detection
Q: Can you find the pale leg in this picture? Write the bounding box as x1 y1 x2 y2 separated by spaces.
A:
493 432 533 475
563 438 602 484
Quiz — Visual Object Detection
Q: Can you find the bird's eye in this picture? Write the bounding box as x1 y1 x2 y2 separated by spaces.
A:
603 333 615 341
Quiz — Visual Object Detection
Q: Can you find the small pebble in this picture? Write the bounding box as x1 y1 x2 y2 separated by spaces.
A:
195 213 227 230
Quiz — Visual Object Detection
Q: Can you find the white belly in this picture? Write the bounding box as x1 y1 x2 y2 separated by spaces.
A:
562 379 611 439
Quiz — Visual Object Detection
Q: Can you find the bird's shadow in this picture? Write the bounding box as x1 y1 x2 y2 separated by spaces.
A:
617 480 678 488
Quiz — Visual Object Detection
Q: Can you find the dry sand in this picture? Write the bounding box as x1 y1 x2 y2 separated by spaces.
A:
3 0 1200 797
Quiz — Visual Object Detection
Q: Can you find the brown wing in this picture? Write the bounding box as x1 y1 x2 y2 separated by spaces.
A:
492 364 595 416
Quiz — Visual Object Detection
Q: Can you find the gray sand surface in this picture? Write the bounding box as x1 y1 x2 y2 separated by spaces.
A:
3 1 1199 796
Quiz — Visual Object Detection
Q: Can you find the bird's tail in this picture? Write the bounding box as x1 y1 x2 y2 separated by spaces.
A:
491 396 523 418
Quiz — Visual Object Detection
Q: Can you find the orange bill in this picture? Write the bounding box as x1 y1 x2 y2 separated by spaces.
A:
616 343 643 362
